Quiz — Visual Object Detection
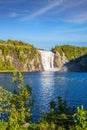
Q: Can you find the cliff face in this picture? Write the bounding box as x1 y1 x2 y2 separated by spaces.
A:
54 51 68 71
27 53 43 72
1 47 87 72
0 40 43 72
53 45 87 72
54 51 87 72
8 52 43 72
1 40 87 72
64 54 87 72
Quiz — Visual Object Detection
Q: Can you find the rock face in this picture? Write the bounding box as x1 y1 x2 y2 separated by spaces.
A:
27 53 43 72
64 54 87 72
52 45 87 72
0 48 43 72
11 52 43 72
54 51 68 71
0 41 87 72
0 44 87 72
54 51 87 72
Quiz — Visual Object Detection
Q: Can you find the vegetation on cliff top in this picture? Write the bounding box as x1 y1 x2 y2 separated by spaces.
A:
52 45 87 61
1 40 87 72
0 39 39 71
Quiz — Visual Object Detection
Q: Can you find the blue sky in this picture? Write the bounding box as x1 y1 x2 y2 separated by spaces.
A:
0 0 87 49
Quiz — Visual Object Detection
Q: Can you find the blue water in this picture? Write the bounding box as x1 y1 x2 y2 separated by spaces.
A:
1 72 87 121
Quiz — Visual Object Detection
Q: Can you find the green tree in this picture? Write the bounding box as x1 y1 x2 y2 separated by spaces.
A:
73 105 87 130
7 72 32 130
0 72 32 130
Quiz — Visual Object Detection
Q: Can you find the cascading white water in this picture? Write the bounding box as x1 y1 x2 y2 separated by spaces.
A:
39 50 59 71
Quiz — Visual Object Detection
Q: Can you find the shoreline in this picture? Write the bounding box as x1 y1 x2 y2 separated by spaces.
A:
0 70 43 73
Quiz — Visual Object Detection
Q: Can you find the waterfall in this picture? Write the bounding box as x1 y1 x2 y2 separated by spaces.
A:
39 50 59 71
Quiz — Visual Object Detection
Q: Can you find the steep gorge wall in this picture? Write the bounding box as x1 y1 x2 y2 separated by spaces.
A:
53 45 87 72
8 52 43 72
54 51 68 70
27 53 43 72
1 41 87 72
0 41 43 72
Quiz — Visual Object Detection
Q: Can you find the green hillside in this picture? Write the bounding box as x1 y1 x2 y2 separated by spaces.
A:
0 39 39 71
52 45 87 61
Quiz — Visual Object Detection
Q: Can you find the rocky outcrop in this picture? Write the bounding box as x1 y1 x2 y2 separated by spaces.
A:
54 51 87 72
0 41 87 72
10 52 43 72
64 54 87 72
54 51 68 71
0 48 43 72
27 53 43 72
53 45 87 72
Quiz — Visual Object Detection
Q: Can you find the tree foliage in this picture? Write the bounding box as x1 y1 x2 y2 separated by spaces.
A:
1 81 87 130
0 39 39 71
52 45 87 61
0 72 32 130
73 105 87 130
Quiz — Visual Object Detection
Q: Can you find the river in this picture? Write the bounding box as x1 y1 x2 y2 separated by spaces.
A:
1 72 87 121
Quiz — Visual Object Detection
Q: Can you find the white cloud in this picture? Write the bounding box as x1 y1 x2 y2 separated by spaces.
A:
1 0 87 24
62 11 87 24
0 0 26 4
20 0 87 23
62 27 87 33
9 12 18 18
22 0 63 20
50 0 87 24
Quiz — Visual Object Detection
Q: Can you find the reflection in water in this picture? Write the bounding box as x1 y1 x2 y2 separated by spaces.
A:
31 72 55 121
40 72 54 98
40 72 55 108
1 72 87 122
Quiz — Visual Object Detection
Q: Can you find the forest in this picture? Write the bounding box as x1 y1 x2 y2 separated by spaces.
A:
0 39 39 71
0 39 87 72
52 45 87 61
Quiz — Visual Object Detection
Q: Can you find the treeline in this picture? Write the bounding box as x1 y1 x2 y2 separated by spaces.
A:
0 39 37 59
0 39 38 71
52 45 87 61
0 39 30 46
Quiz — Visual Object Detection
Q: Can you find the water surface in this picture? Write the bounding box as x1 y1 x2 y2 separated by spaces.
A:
1 72 87 121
